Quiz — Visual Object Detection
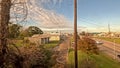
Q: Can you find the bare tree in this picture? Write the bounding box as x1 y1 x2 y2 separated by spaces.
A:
0 0 11 67
0 0 62 67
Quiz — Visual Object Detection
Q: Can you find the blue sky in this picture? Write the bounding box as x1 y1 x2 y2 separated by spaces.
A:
20 0 120 32
44 0 120 32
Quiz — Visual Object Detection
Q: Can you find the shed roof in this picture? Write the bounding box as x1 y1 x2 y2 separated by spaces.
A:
32 34 50 38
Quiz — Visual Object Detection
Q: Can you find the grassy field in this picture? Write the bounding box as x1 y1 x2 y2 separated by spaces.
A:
44 41 59 49
97 37 120 44
9 39 59 48
68 51 120 68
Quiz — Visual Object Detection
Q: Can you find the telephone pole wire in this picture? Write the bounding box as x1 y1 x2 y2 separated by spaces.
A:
74 0 78 68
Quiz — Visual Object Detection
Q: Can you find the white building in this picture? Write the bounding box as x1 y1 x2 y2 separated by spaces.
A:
28 34 50 45
27 34 60 45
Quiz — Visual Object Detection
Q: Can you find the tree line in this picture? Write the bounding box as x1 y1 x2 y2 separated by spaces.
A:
8 23 43 39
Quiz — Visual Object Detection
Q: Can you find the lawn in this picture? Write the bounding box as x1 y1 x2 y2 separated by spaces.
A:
44 41 59 49
97 37 120 44
9 40 59 49
68 50 120 68
8 40 24 47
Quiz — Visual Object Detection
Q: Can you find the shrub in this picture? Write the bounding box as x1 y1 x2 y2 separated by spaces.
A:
78 37 99 54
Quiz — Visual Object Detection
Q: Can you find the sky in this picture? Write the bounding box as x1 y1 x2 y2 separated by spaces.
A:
10 0 120 32
43 0 120 32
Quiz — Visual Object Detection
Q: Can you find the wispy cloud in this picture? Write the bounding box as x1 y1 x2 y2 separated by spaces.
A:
10 0 85 31
11 0 66 27
27 0 73 29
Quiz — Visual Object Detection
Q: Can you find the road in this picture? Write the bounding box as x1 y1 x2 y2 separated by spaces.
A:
53 36 70 68
93 38 120 60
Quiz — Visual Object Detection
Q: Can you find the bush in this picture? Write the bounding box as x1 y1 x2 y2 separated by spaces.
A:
78 37 99 54
5 43 55 68
23 38 30 43
69 48 74 53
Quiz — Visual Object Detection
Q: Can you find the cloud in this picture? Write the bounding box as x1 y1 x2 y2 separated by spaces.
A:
11 0 72 28
9 0 85 31
86 27 108 32
30 0 73 28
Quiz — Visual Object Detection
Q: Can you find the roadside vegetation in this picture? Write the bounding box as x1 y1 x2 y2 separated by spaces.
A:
68 36 120 68
3 23 59 68
44 41 59 49
68 51 120 68
97 37 120 44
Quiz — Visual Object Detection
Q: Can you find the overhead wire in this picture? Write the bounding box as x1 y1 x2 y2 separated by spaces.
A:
79 18 105 27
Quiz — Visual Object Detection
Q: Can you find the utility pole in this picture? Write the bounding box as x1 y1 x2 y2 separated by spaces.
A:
108 23 111 34
113 40 116 59
74 0 78 68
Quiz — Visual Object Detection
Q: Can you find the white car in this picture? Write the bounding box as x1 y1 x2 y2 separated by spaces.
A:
96 41 103 45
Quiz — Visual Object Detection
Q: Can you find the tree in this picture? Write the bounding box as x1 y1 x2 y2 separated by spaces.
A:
19 29 29 39
0 0 11 67
27 26 43 36
78 37 99 54
9 23 22 39
19 26 43 38
80 31 86 36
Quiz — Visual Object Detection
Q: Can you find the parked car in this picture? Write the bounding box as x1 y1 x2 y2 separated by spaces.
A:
117 55 120 58
96 41 103 45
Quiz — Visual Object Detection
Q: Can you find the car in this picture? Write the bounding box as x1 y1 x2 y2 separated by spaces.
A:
117 55 120 58
96 41 103 45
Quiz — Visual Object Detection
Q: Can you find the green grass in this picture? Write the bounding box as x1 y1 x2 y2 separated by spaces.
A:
9 39 36 47
44 41 59 49
8 40 24 47
15 40 23 46
68 51 120 68
97 37 120 44
10 40 59 49
70 36 74 42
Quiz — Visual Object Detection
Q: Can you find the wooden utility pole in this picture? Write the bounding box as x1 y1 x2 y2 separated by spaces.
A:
0 0 11 67
108 23 111 34
74 0 78 68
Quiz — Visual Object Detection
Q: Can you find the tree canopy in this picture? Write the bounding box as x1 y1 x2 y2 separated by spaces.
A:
26 26 43 37
8 24 44 39
9 23 22 39
78 37 99 54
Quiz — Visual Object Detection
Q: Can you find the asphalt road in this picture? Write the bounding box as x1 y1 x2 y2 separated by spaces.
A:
93 38 120 60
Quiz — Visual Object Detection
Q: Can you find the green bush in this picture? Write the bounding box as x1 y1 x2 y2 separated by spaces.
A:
78 37 99 54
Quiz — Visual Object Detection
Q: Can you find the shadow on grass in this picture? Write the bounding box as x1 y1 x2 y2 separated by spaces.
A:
67 58 97 68
79 58 98 68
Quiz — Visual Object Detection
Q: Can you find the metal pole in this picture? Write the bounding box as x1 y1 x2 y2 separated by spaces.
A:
114 39 116 59
74 0 78 68
108 23 111 34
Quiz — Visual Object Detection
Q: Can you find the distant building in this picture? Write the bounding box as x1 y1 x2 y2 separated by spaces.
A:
96 32 120 38
27 33 61 45
28 34 50 45
49 34 60 41
98 32 107 37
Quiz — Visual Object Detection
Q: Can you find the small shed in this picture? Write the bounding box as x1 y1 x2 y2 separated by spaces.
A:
49 34 60 41
28 34 50 45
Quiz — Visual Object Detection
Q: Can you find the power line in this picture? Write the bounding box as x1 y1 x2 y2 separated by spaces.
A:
79 18 105 27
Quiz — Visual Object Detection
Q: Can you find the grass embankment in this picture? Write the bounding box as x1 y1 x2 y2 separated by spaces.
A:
44 41 59 49
10 39 59 48
9 39 36 47
68 51 120 68
97 37 120 44
8 39 59 67
14 40 23 46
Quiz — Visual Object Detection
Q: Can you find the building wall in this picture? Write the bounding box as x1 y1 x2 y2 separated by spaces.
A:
49 36 60 41
28 37 49 45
